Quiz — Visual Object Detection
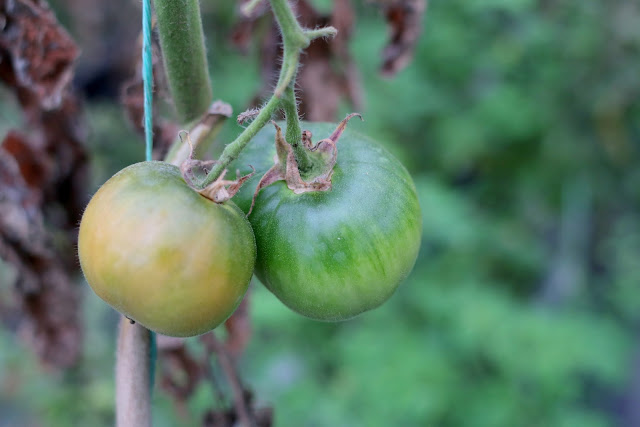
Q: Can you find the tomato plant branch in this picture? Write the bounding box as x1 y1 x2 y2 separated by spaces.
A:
153 0 212 124
200 0 336 185
203 95 281 184
282 85 311 171
281 85 301 144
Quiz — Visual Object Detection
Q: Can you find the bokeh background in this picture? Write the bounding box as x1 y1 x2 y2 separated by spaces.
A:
2 0 640 426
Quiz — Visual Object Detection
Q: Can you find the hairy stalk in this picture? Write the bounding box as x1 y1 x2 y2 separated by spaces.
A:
282 85 311 171
153 0 212 124
201 0 336 185
116 320 154 427
205 96 282 182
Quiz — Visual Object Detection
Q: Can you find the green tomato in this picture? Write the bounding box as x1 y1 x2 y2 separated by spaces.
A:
78 161 256 337
231 122 422 321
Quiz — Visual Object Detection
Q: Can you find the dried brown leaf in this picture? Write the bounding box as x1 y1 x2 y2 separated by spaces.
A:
0 0 78 109
157 336 203 402
380 0 427 77
0 133 82 370
0 0 87 370
296 0 363 120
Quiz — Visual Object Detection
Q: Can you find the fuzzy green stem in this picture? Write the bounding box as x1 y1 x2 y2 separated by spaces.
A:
153 0 212 124
270 0 309 48
304 27 338 39
205 96 282 181
199 0 337 186
282 85 312 171
270 0 310 96
116 319 153 427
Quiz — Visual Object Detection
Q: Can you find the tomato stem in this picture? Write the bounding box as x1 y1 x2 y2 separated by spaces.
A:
116 319 154 427
203 96 282 185
153 0 213 124
282 85 313 172
200 0 336 185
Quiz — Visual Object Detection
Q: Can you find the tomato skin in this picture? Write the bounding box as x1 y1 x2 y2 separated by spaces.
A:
232 123 422 321
78 161 256 337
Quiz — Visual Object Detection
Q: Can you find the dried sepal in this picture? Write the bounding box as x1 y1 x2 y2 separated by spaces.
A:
197 168 256 203
248 114 362 215
179 132 255 203
182 158 255 203
380 0 427 77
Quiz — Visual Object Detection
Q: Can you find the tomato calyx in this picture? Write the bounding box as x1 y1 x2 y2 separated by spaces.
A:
247 113 362 214
180 135 255 203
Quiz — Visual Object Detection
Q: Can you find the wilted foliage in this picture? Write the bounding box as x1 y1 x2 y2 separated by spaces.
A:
0 0 87 370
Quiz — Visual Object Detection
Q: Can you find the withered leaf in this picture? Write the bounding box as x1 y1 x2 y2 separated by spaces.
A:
0 0 87 370
296 0 363 121
0 0 78 110
0 132 82 370
157 335 203 403
380 0 427 77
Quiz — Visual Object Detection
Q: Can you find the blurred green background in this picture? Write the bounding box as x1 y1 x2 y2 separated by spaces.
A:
2 0 640 426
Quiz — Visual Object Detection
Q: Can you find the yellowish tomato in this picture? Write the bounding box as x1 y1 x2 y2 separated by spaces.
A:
78 161 256 337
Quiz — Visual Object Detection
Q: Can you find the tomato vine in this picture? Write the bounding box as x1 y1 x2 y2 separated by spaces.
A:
200 0 337 184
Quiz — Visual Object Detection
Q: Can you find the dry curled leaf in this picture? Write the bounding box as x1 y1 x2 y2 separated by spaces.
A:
194 168 256 203
0 0 87 370
180 150 255 204
0 132 83 370
249 114 361 214
296 0 363 120
157 335 203 406
0 0 78 110
380 0 427 77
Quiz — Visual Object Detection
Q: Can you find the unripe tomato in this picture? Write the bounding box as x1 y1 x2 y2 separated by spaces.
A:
78 161 256 337
231 122 422 321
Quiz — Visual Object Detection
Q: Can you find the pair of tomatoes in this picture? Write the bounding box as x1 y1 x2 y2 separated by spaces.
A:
78 122 422 337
